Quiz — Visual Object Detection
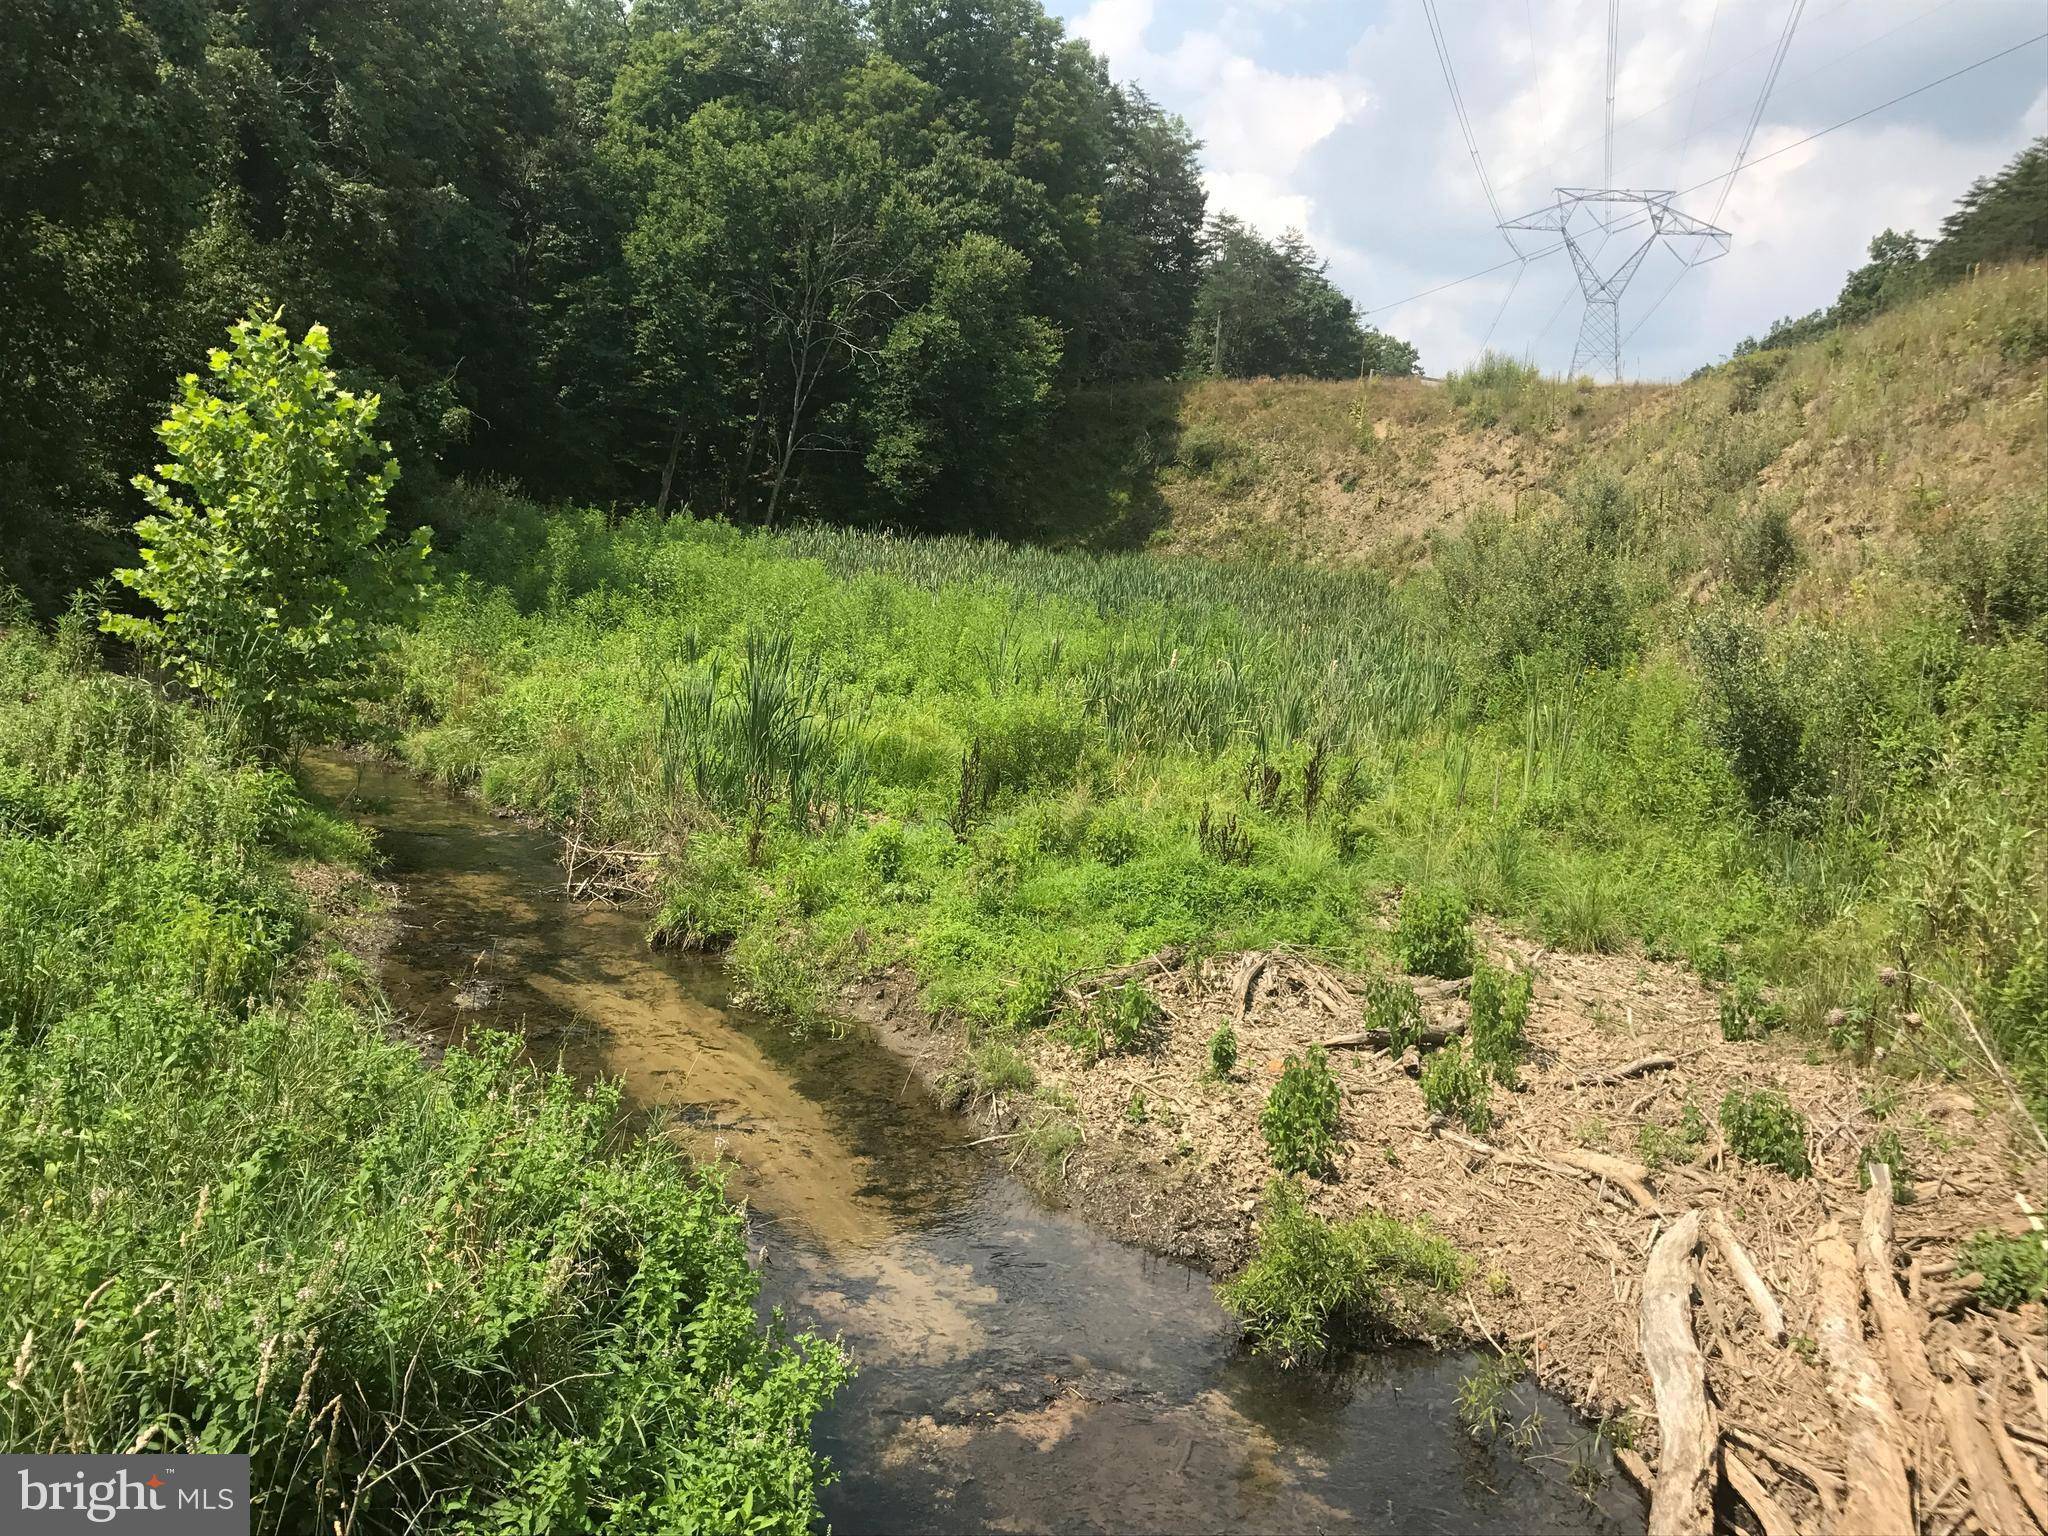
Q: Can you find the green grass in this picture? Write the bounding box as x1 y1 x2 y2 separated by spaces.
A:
1217 1180 1466 1365
0 620 846 1532
383 264 2048 1129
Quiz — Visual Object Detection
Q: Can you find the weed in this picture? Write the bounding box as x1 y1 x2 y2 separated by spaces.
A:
1217 1180 1466 1365
1207 1021 1240 1078
1397 885 1473 979
1959 1231 2048 1309
1720 976 1785 1041
1365 975 1425 1055
1720 1089 1813 1177
1858 1129 1915 1202
1637 1102 1709 1169
1420 1040 1492 1133
1468 963 1532 1083
1197 802 1253 865
1262 1047 1342 1177
1457 1351 1526 1440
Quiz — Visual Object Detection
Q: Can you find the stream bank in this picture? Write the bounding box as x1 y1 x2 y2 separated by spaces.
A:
303 750 1644 1534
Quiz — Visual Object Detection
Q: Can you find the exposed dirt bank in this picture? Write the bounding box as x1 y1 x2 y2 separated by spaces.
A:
843 926 2048 1536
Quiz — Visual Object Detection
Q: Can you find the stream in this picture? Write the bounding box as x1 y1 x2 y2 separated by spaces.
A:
302 752 1646 1535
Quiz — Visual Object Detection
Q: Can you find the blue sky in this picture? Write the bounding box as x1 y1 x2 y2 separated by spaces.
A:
1044 0 2048 378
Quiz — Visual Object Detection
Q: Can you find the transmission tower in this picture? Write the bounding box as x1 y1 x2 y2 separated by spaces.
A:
1501 189 1729 380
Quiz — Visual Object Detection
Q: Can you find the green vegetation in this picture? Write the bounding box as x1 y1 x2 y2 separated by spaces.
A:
1637 1102 1710 1170
1207 1022 1241 1078
1421 1041 1493 1133
1720 1089 1814 1178
1261 1048 1343 1178
1218 1181 1465 1366
1719 976 1785 1042
104 314 430 755
0 620 845 1529
1189 216 1418 379
1366 975 1426 1056
1958 1231 2048 1310
1397 887 1474 979
1859 1130 1915 1203
1468 964 1533 1084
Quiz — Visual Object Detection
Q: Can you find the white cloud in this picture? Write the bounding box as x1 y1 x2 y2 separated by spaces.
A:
1055 0 2047 378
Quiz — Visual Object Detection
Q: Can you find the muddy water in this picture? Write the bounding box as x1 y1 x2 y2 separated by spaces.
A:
303 753 1645 1536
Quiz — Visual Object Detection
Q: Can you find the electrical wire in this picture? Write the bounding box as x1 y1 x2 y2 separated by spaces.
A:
1710 0 1810 224
1366 27 2048 322
1677 0 1724 171
1421 0 1520 245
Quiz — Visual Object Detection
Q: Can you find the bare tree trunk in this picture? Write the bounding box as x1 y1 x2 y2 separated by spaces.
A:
655 410 687 518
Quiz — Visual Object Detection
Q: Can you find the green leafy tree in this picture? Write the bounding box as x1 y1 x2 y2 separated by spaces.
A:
1187 217 1405 379
104 313 431 754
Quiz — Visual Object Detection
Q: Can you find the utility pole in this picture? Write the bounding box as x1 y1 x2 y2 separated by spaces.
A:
1501 189 1729 381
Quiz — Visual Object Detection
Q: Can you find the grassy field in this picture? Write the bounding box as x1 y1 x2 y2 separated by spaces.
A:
0 608 846 1533
386 262 2048 1121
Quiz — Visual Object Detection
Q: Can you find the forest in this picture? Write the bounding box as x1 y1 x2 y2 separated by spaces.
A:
6 1 2048 1532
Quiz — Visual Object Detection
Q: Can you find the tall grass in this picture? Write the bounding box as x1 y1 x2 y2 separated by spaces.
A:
0 618 847 1533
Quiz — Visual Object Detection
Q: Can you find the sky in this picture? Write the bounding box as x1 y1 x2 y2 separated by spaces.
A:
1047 0 2048 379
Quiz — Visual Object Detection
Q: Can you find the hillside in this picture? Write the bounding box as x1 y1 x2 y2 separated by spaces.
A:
1018 260 2048 583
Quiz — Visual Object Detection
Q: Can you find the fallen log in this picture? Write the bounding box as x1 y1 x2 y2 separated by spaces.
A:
1570 1054 1678 1087
1991 1407 2048 1535
1860 1164 1937 1432
1436 1129 1643 1214
1935 1372 2038 1536
1559 1149 1660 1214
1073 946 1186 996
1640 1210 1715 1536
1724 1446 1798 1536
1232 953 1274 1025
1813 1221 1913 1536
1323 1022 1463 1051
1706 1209 1786 1347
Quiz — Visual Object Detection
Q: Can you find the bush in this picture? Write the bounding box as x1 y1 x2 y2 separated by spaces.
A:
1365 975 1424 1055
1261 1047 1342 1177
1690 611 1817 817
1719 976 1785 1041
1720 1088 1812 1177
1859 1129 1915 1203
1216 1180 1466 1365
1637 1102 1709 1169
1096 979 1163 1054
1959 1231 2048 1309
1207 1021 1240 1077
1468 964 1532 1084
1420 1040 1492 1132
103 313 431 755
1397 885 1473 978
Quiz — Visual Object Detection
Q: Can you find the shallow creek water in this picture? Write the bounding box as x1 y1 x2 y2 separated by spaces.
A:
302 753 1645 1536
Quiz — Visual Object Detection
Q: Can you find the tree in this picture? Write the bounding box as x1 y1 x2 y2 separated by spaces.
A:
104 314 432 755
1186 218 1406 380
1361 328 1422 377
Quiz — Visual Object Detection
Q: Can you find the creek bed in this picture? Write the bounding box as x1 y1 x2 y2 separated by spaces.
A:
303 751 1645 1535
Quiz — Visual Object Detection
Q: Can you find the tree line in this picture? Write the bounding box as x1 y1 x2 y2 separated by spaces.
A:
1732 135 2047 356
2 0 1413 608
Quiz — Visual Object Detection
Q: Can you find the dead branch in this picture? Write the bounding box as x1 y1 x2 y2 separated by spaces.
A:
1570 1054 1678 1087
1232 953 1274 1026
1860 1164 1938 1435
1071 947 1187 999
1436 1129 1643 1214
1723 1446 1799 1536
1814 1221 1914 1536
1721 1424 1843 1515
1558 1149 1660 1213
1706 1209 1786 1346
1323 1022 1464 1051
1640 1210 1715 1536
1936 1372 2038 1536
1992 1404 2048 1536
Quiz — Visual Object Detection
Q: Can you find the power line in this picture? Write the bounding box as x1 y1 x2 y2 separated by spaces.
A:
1677 0 1724 171
1710 0 1810 225
1421 0 1520 243
1369 27 2048 325
1605 0 1621 198
1480 258 1529 350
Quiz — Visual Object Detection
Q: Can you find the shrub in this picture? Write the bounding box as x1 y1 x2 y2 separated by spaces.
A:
1719 976 1785 1041
1728 499 1800 599
1097 979 1163 1054
1720 1088 1812 1177
1858 1129 1915 1203
1468 963 1533 1084
104 313 431 755
1690 611 1816 817
1959 1231 2048 1310
1636 1102 1709 1170
1207 1021 1240 1077
1261 1047 1342 1177
1397 885 1473 978
1365 975 1424 1055
1217 1180 1466 1365
1420 1040 1492 1133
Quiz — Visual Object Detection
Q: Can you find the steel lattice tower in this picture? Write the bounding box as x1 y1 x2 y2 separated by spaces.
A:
1502 189 1730 381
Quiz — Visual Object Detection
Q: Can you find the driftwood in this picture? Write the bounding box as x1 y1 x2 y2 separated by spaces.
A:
1935 1372 2038 1536
1570 1054 1678 1087
1640 1210 1716 1536
1861 1165 1937 1434
1722 1423 1844 1515
1724 1446 1798 1536
1231 954 1275 1025
1558 1149 1659 1213
1435 1129 1642 1213
1813 1221 1914 1536
1991 1405 2048 1535
1706 1209 1786 1346
2020 1342 2048 1429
